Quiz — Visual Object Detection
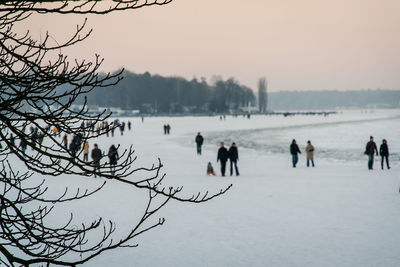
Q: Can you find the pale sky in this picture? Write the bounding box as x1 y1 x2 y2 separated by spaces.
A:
23 0 400 91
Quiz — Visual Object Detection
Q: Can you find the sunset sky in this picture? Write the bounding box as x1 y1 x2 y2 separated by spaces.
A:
24 0 400 91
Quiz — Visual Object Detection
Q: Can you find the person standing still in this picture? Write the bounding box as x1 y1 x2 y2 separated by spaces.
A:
228 142 239 176
217 142 229 176
290 139 301 168
365 136 378 170
195 132 204 155
83 141 89 162
305 140 315 167
379 139 390 170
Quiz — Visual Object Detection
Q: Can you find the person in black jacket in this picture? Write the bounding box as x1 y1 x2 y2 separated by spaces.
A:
228 142 239 176
365 136 378 170
379 139 390 170
217 142 229 176
108 144 119 175
290 139 301 168
195 132 204 155
91 143 102 177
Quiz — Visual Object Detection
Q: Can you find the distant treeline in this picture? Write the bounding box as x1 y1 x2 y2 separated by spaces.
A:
80 71 400 113
82 71 255 113
268 90 400 110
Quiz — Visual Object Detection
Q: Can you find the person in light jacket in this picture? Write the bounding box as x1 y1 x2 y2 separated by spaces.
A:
82 141 89 162
305 140 315 167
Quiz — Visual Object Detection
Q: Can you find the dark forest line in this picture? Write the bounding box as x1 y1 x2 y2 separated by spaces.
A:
81 71 255 113
81 71 400 113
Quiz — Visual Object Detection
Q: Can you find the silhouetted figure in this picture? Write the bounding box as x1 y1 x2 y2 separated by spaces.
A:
217 142 229 176
19 139 27 156
195 132 204 155
228 142 239 176
31 128 38 149
111 122 115 137
379 139 390 170
105 121 109 137
108 144 119 175
37 132 44 148
69 136 78 157
305 140 315 167
91 143 102 177
166 124 171 134
163 124 167 135
120 122 125 136
62 134 68 149
290 139 301 167
365 136 378 170
10 134 15 147
128 121 132 131
206 162 216 176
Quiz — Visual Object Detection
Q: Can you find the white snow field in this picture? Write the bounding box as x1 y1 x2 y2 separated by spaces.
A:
11 110 400 266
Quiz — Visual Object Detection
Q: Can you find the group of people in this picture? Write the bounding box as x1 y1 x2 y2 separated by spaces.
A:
89 143 119 177
163 124 171 135
290 139 315 168
199 134 392 177
365 136 390 170
207 142 239 177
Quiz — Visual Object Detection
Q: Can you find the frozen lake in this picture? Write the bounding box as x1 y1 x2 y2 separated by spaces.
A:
11 109 400 266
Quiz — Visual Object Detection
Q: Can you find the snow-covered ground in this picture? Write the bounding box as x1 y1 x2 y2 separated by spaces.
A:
12 110 400 266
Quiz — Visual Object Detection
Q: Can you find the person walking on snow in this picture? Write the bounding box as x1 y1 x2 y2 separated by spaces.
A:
365 136 378 170
217 142 229 176
305 140 315 167
108 144 119 175
228 142 239 176
379 139 390 170
91 143 102 177
195 132 204 155
290 139 301 168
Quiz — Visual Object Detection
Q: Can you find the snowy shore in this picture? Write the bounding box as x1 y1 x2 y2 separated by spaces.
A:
15 110 400 266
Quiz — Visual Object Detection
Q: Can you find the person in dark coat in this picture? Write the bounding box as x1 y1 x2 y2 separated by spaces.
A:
69 136 77 157
365 136 378 170
379 139 390 170
228 142 239 176
120 122 125 136
91 143 102 177
108 144 119 175
195 132 204 155
217 142 229 176
19 139 27 156
62 134 68 150
290 139 301 168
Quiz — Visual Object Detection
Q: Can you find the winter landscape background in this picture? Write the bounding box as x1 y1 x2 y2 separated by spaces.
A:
14 109 399 267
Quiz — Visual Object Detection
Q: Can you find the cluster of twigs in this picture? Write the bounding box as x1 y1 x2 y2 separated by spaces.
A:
0 1 231 266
